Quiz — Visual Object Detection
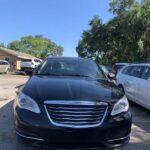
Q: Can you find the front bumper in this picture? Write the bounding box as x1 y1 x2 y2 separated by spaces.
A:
14 106 132 148
21 67 35 71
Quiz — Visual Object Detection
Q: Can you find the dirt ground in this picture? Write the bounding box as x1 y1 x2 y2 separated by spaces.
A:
0 74 150 150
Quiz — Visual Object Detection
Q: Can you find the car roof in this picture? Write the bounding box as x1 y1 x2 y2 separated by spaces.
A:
130 63 150 66
0 60 9 63
47 56 94 62
115 63 129 65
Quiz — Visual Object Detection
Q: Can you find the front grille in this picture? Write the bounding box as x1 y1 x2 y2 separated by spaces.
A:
44 101 108 128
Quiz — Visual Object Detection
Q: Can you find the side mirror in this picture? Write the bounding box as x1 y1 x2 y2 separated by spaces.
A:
25 69 34 77
15 84 24 95
108 73 116 80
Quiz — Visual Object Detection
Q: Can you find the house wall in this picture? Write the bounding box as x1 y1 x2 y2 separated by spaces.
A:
0 50 21 70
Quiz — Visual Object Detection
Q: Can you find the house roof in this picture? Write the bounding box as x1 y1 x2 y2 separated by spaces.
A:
0 47 37 59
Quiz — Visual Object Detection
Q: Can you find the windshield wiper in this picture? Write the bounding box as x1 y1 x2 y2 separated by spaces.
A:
36 73 92 78
60 74 91 78
36 73 60 76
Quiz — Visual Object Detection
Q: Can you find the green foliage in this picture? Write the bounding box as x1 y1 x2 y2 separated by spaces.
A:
7 35 64 58
109 0 136 15
0 42 5 47
76 0 150 64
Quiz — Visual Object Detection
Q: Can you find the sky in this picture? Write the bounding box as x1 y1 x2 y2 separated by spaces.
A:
0 0 113 56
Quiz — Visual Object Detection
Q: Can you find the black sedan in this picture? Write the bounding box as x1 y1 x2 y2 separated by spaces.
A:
14 57 132 148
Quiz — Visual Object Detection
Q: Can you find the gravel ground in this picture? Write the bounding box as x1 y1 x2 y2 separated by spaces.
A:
0 74 150 150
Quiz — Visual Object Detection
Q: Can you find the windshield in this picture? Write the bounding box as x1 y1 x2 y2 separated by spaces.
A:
36 58 106 79
22 59 32 62
115 65 126 71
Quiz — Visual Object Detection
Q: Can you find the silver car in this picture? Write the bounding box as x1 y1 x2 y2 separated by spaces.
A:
0 60 10 74
116 63 150 110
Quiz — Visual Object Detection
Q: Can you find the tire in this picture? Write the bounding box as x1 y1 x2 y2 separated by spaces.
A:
119 85 125 94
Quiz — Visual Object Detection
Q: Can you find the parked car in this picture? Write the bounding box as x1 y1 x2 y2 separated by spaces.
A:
0 60 10 74
21 58 42 71
111 63 129 75
14 57 132 148
116 63 150 110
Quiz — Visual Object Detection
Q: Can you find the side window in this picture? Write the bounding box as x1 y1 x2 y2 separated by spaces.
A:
3 62 8 65
1 62 5 65
122 66 131 75
141 66 150 80
128 66 143 78
22 59 32 62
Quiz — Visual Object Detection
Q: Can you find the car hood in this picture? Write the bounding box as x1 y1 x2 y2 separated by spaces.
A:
22 75 123 104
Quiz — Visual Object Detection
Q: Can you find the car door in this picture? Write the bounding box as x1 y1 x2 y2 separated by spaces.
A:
124 66 143 101
117 65 131 87
137 66 150 109
1 61 6 72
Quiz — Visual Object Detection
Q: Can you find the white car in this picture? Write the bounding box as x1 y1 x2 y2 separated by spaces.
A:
112 63 129 75
0 60 10 74
116 64 150 110
21 58 42 71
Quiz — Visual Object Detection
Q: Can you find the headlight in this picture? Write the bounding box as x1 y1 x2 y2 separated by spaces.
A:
111 96 129 116
17 92 40 114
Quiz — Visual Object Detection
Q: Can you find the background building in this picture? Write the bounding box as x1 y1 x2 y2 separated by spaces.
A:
0 47 37 71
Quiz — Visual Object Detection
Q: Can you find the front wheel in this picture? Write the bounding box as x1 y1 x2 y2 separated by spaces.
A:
119 85 125 94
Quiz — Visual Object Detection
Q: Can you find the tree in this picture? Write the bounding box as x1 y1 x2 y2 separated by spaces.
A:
0 42 5 47
109 0 136 16
76 0 150 64
7 35 64 58
76 16 108 63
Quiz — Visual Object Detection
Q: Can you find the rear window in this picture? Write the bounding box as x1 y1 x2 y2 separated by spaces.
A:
114 64 126 71
0 61 9 65
22 59 32 62
3 62 8 65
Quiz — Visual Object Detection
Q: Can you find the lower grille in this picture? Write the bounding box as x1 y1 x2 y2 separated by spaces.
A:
44 100 108 128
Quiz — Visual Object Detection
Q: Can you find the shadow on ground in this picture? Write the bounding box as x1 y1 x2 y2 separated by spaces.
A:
129 101 150 132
